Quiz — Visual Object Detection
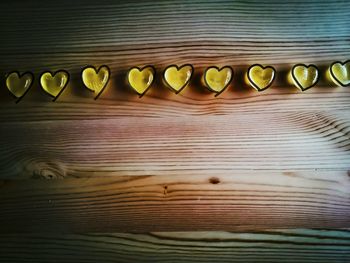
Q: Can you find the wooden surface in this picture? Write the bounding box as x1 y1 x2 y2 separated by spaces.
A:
1 230 350 263
0 0 349 262
1 172 350 233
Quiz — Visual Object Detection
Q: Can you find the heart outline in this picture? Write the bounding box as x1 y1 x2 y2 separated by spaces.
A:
6 71 34 103
291 64 319 91
163 64 194 94
203 66 233 96
81 65 111 100
247 64 276 92
127 65 156 98
40 70 70 101
329 60 350 87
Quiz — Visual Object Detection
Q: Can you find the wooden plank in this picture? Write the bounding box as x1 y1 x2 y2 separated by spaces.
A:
0 171 349 233
0 0 349 179
0 0 348 179
0 0 349 73
0 108 349 178
1 230 350 262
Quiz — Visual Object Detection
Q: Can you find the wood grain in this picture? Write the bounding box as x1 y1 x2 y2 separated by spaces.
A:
0 0 349 261
1 230 350 263
1 171 349 233
0 0 349 73
0 109 349 178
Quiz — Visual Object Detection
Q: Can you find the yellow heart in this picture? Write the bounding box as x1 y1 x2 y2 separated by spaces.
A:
330 61 350 87
163 64 193 93
247 64 275 91
127 66 155 96
204 66 233 95
40 71 69 99
82 65 110 93
6 71 33 98
291 64 319 91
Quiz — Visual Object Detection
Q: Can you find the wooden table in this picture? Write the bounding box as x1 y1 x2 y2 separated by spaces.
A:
0 0 349 262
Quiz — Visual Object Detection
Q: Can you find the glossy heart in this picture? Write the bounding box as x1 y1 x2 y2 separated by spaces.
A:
6 71 33 98
204 66 233 95
330 61 350 87
163 64 193 93
247 64 275 91
40 71 69 98
82 65 110 93
127 66 155 96
292 64 319 91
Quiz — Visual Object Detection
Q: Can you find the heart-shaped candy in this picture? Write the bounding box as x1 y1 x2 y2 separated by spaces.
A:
247 64 275 91
82 65 110 99
330 61 350 87
163 64 193 93
127 66 155 96
291 64 319 91
204 66 233 95
40 70 69 101
6 71 34 102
